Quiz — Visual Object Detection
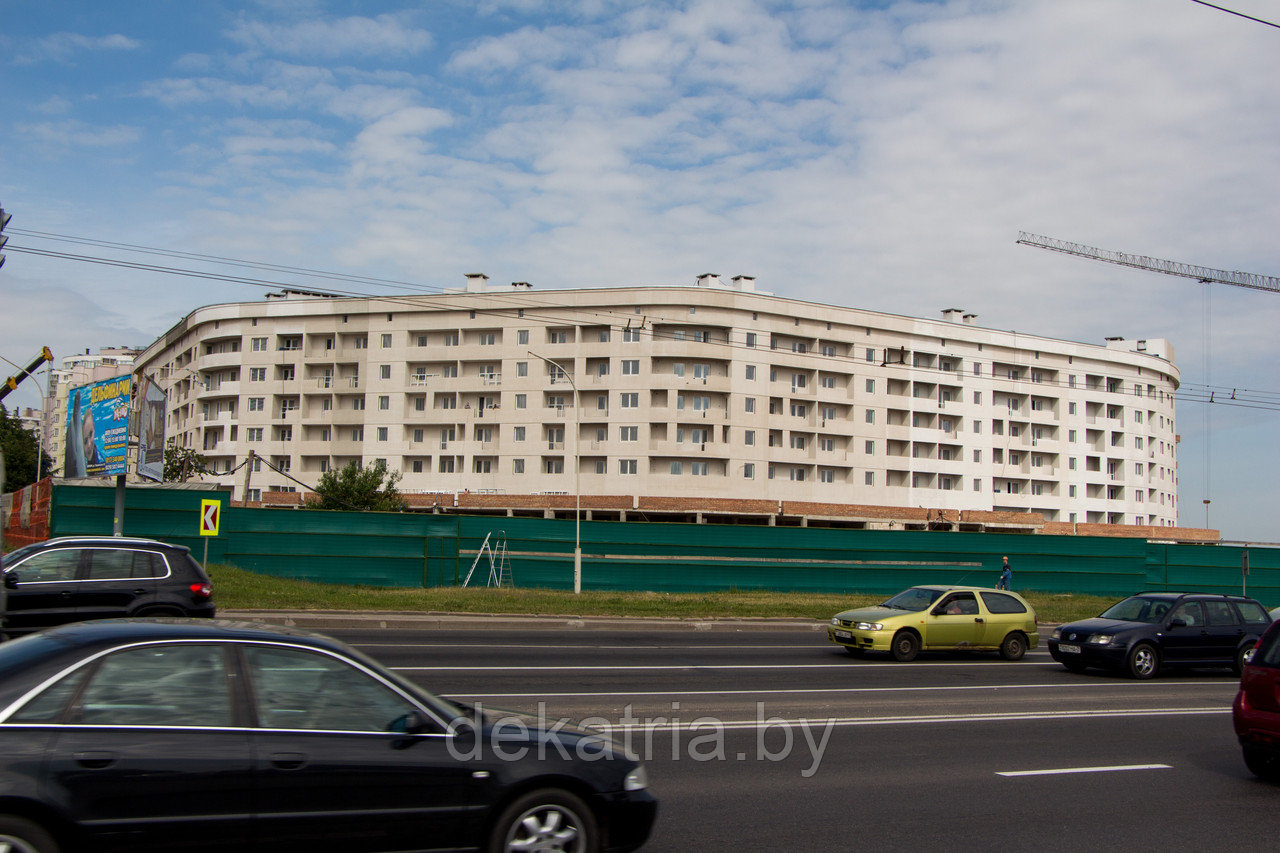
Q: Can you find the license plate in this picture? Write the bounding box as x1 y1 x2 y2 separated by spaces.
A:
1059 643 1081 654
834 630 852 639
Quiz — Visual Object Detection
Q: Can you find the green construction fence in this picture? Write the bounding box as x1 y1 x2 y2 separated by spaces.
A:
44 483 1280 604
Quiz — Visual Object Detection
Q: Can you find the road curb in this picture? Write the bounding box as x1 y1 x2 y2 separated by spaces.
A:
220 609 828 633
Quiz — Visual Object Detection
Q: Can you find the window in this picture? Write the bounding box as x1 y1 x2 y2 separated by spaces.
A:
790 403 806 417
474 459 492 473
746 333 756 348
745 365 756 381
443 333 459 346
820 469 834 483
515 394 527 409
865 409 875 424
544 459 564 474
620 459 637 475
822 406 836 421
245 646 414 732
512 459 525 474
621 393 639 408
350 427 363 441
974 449 982 463
439 458 455 473
279 399 299 417
479 332 496 346
353 336 367 349
251 337 268 352
622 360 639 375
379 395 390 410
669 461 683 475
790 435 806 450
278 365 295 381
820 375 835 389
744 463 755 479
379 365 391 380
381 333 392 348
517 330 529 345
979 592 1028 614
623 328 641 342
790 468 806 481
377 427 388 441
249 397 265 412
250 367 266 382
745 398 756 414
690 462 708 476
673 363 685 377
865 378 875 394
620 426 638 442
36 644 233 728
352 398 366 410
865 471 874 486
972 420 982 434
820 437 834 452
247 427 264 442
514 426 526 441
865 440 874 454
744 430 755 446
865 348 875 363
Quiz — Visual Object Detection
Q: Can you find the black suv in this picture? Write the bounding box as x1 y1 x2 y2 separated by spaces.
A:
1 536 215 635
1048 592 1271 678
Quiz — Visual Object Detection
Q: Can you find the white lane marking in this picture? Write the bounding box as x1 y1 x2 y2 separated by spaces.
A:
997 764 1173 777
392 661 1064 671
452 681 1229 699
588 708 1226 732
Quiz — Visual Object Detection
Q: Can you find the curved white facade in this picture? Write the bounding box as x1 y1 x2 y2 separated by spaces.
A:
136 277 1180 526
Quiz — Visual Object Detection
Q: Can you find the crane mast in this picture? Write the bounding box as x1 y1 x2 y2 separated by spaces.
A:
1016 232 1280 294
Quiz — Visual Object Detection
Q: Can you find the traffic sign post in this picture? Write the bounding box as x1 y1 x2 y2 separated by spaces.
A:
199 499 221 567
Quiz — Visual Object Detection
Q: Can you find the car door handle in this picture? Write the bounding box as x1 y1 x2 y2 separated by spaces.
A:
974 618 984 623
270 752 307 770
74 751 117 769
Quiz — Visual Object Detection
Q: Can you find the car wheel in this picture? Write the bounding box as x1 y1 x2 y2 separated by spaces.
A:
891 631 920 662
487 788 598 853
132 606 185 618
1243 746 1280 782
999 632 1027 661
1234 643 1256 675
0 815 59 853
1126 643 1159 679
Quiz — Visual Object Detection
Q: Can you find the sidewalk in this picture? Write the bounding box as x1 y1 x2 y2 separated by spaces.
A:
219 609 828 633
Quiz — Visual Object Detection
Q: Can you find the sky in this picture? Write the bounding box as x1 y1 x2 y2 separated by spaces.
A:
1 0 1278 541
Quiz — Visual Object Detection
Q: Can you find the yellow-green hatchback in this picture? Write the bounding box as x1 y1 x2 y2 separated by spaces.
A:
828 585 1039 662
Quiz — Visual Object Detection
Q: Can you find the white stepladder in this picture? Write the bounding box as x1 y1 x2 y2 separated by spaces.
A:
462 530 512 588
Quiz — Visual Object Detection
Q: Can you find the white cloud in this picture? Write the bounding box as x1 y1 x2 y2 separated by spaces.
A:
19 120 140 147
226 12 434 58
18 32 141 63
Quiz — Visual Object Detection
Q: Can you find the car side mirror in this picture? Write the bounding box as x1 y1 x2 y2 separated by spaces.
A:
1167 617 1187 628
3 573 17 589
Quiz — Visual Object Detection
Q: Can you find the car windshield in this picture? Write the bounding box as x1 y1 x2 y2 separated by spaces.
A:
880 587 945 612
1099 596 1172 624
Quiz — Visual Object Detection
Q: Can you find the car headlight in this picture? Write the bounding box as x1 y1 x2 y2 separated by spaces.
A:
1051 627 1061 640
1088 634 1114 645
855 622 884 631
831 617 840 626
624 766 648 792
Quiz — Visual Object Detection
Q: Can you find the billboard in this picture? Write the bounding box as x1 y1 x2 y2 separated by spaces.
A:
136 375 167 483
64 376 132 478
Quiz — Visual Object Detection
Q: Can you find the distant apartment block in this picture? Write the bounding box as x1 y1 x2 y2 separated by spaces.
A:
43 347 139 476
134 275 1180 525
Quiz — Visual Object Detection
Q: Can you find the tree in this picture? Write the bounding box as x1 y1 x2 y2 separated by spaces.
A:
313 460 407 512
0 405 53 492
163 439 210 482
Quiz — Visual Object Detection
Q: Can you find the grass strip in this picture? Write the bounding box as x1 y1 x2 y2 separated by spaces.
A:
209 564 1116 624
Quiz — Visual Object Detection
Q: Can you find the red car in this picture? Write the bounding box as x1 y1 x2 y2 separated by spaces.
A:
1233 619 1280 780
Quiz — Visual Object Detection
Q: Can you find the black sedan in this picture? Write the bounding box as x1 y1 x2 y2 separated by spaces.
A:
1048 592 1271 679
0 619 656 852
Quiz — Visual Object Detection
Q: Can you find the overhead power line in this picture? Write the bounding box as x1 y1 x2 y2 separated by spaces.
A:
1188 0 1280 29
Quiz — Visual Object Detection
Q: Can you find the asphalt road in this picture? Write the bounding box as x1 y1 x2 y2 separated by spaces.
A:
325 625 1273 850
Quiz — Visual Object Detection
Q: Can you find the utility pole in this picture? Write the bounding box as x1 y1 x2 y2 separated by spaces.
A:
241 449 256 504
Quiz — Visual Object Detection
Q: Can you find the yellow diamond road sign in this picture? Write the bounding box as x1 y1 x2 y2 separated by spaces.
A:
199 499 221 537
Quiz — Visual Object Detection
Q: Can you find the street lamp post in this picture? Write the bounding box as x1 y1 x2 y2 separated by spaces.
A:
529 351 581 593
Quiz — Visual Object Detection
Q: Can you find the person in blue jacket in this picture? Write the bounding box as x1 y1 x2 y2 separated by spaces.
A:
997 556 1013 590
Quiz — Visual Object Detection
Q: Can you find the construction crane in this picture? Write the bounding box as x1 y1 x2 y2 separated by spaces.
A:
0 347 53 404
1016 232 1280 294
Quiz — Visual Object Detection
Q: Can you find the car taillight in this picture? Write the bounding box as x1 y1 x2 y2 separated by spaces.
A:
190 582 213 600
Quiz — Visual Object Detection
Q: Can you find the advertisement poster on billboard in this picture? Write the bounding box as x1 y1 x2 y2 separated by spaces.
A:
64 376 132 478
136 375 167 482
